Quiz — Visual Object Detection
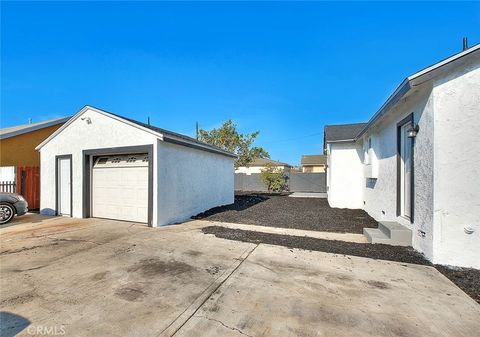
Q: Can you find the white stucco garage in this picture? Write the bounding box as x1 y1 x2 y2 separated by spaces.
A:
36 106 236 226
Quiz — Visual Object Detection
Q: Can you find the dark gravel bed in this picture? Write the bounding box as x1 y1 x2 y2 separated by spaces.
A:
202 226 480 304
435 265 480 304
193 194 378 234
202 225 429 265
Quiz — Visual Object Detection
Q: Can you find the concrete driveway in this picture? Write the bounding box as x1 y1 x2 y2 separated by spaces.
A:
1 216 479 337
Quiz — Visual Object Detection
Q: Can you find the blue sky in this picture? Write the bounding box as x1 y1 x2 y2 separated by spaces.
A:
1 1 479 165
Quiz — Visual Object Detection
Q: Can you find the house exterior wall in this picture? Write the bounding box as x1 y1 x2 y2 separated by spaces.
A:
0 166 15 181
0 124 64 166
235 165 287 175
157 141 234 226
361 85 435 260
326 142 364 209
302 165 325 173
326 55 479 268
39 109 159 223
432 59 480 268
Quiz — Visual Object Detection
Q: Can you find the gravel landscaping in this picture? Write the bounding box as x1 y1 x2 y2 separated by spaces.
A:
193 194 378 234
202 226 480 304
202 225 430 264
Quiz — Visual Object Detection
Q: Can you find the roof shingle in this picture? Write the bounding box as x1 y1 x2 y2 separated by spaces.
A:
301 155 326 165
324 123 368 142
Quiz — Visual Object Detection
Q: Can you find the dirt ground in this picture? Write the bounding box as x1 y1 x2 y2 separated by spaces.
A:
202 225 480 304
193 194 378 234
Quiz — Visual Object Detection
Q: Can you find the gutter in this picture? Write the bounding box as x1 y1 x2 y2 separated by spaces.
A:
162 134 238 159
325 138 357 144
356 79 411 139
355 44 479 140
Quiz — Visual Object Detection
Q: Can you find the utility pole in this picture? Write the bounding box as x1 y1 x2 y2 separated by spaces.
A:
147 116 150 126
196 121 199 141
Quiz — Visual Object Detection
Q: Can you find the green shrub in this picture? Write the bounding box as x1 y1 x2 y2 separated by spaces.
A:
260 163 288 192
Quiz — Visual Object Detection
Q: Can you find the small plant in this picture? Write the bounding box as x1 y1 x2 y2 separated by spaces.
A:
260 163 288 192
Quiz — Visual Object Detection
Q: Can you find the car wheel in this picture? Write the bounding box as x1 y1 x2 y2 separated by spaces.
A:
0 202 15 224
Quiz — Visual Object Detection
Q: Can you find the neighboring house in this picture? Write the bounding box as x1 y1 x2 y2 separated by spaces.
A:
36 105 236 227
300 155 326 173
325 45 480 269
0 116 70 208
235 157 292 175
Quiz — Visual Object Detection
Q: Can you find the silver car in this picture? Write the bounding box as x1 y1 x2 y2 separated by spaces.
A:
0 192 28 224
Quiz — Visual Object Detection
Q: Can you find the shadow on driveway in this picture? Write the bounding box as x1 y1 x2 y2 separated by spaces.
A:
0 311 31 337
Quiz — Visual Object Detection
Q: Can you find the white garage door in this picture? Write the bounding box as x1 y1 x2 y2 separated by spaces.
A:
92 154 149 223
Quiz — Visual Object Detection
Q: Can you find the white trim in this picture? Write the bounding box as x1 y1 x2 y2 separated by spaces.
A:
325 138 356 144
35 106 164 150
356 44 479 139
35 105 237 158
408 44 480 81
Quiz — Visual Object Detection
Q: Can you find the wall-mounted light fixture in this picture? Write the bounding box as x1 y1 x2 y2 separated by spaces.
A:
81 117 92 124
408 124 419 138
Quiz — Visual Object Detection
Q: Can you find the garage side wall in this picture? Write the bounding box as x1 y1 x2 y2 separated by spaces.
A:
39 109 159 222
156 141 234 226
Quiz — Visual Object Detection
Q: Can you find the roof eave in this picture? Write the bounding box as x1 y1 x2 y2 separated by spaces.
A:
162 134 238 158
0 117 71 140
356 44 480 140
35 105 165 150
356 78 411 139
325 138 357 144
35 105 237 159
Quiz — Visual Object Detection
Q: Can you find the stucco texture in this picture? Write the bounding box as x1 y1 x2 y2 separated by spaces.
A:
0 124 64 166
432 59 480 268
39 108 234 227
157 141 234 225
361 85 435 260
327 55 479 268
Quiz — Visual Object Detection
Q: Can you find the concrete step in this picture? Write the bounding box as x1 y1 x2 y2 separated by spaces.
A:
363 228 391 244
363 222 412 246
379 221 412 246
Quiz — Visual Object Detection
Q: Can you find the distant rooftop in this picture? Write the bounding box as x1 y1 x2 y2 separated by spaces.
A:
301 155 326 166
245 157 292 167
324 123 368 143
0 116 71 140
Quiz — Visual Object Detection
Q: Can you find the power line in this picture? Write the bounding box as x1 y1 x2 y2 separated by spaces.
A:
260 131 324 144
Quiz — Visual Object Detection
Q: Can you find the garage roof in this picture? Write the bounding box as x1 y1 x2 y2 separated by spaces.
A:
35 106 237 158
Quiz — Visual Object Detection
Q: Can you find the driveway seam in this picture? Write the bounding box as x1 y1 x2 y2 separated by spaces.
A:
158 243 259 337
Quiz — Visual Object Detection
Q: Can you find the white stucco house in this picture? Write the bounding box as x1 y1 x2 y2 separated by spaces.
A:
36 105 236 227
325 44 480 269
235 157 292 175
